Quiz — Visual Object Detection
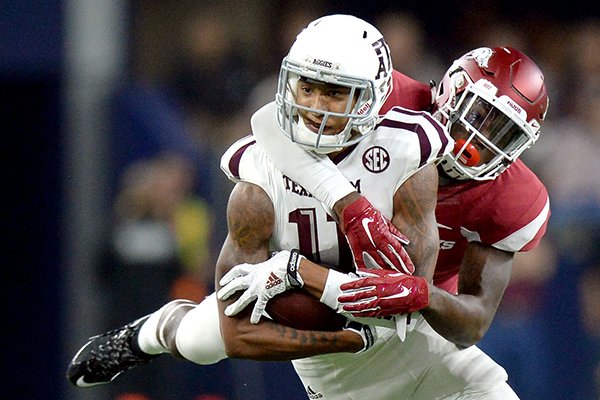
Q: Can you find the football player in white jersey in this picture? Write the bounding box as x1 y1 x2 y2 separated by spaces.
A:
67 15 522 399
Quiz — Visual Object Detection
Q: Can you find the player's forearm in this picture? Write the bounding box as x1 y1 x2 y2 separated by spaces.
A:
420 287 492 348
252 110 356 212
296 258 330 299
404 230 438 281
218 258 363 359
222 317 362 360
392 206 439 281
421 243 513 347
391 163 440 281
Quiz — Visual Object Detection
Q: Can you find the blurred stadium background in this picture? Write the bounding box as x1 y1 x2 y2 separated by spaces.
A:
3 0 600 399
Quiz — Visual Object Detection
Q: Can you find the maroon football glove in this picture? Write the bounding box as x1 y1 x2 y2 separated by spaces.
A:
338 269 429 317
341 196 415 274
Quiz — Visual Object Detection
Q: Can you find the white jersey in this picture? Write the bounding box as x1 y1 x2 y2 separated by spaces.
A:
222 102 452 265
220 104 514 399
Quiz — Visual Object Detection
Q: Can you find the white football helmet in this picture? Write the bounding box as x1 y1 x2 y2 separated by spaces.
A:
276 14 393 154
435 47 549 180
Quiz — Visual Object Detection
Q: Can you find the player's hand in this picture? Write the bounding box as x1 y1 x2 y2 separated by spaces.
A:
217 249 305 324
338 269 429 317
343 320 377 353
340 196 414 274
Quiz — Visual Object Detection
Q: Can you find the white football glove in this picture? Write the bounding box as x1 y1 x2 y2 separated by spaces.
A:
217 249 305 324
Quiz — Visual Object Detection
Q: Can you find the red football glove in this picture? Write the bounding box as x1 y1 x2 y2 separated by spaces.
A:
341 196 415 274
338 269 429 317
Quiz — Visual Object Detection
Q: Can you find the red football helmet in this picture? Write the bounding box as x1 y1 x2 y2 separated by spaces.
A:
435 47 549 180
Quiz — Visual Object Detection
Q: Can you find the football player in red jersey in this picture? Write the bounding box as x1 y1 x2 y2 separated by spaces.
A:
337 46 550 348
247 46 550 349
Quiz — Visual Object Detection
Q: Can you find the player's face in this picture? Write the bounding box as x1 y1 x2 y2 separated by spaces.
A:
295 79 358 135
450 95 526 166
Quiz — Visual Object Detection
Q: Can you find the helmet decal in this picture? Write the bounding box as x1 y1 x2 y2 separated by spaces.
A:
309 58 334 68
372 37 392 80
469 47 494 69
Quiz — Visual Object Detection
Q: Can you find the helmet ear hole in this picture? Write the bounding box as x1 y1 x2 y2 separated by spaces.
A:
437 82 445 97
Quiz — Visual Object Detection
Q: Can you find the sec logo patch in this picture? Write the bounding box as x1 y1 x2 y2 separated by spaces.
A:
362 146 390 173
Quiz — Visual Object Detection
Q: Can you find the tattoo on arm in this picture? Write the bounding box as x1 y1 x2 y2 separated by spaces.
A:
216 182 274 281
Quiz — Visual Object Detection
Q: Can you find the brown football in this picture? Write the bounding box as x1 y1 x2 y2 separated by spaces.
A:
265 289 346 331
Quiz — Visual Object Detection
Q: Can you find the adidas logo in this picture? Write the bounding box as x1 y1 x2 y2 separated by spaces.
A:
265 272 283 289
306 385 323 399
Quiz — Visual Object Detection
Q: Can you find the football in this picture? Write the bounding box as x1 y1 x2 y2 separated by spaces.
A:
265 289 347 331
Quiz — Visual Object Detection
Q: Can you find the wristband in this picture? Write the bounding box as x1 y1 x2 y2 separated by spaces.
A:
344 321 375 353
286 249 304 288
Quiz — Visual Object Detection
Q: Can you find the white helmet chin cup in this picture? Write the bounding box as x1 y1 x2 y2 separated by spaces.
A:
275 14 393 153
295 118 346 154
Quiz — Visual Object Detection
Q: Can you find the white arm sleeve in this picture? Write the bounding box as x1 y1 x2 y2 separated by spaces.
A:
251 102 355 212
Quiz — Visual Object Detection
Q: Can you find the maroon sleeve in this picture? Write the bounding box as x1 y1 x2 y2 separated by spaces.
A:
380 70 433 114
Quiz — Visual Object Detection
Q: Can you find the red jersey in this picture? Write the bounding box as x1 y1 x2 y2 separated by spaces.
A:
380 70 433 115
434 159 550 293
